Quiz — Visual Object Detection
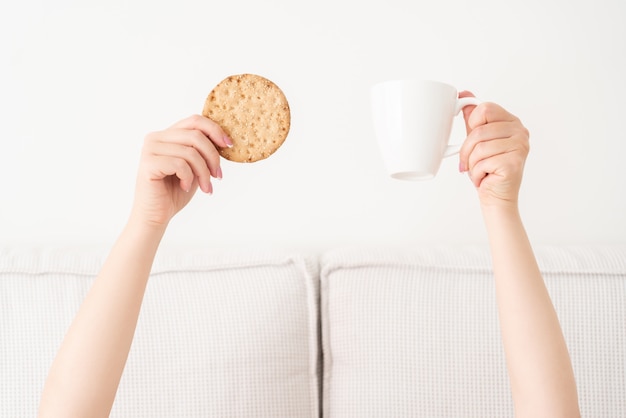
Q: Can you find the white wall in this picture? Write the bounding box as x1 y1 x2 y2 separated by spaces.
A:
1 0 625 249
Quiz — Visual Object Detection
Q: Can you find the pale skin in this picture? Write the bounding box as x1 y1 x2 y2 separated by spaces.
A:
459 92 580 417
38 98 580 418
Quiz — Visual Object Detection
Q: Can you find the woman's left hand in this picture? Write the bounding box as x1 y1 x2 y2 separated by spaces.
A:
459 92 530 209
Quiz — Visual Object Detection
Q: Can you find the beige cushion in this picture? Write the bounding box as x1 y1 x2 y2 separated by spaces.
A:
320 245 626 418
0 246 321 418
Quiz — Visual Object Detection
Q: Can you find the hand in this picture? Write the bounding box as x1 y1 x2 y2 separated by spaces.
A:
130 115 232 228
459 92 530 209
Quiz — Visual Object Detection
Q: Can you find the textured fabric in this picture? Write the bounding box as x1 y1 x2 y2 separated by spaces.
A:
2 245 625 417
321 245 626 418
0 246 320 418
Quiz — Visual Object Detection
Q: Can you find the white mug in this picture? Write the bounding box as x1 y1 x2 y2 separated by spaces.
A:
371 79 481 180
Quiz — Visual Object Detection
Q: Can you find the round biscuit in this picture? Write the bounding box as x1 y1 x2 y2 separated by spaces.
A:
202 74 291 163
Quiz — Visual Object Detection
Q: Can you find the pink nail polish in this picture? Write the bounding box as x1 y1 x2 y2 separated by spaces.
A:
459 162 466 173
216 167 223 180
223 135 234 148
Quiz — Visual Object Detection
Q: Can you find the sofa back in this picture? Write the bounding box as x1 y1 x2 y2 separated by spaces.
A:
1 245 624 417
321 246 626 417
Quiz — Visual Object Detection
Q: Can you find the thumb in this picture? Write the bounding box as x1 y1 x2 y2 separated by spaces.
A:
459 90 477 135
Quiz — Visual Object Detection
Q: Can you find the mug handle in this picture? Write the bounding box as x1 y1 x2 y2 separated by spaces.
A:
443 96 482 157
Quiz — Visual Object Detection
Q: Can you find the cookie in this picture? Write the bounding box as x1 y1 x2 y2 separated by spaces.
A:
202 74 291 163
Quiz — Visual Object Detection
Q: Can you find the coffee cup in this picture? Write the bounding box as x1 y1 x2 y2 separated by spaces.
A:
371 79 481 180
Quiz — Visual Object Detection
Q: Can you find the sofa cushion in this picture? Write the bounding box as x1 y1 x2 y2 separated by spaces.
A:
320 245 626 418
0 246 320 418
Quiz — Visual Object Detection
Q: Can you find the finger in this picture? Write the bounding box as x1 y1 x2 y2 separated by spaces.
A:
467 151 508 189
467 136 518 173
458 90 477 135
460 121 514 169
466 102 518 131
144 155 196 193
170 114 233 149
147 141 214 193
468 151 520 190
469 126 529 173
458 104 521 173
146 129 222 180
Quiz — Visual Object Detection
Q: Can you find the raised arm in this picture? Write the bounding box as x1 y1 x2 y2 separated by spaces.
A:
38 115 232 418
459 95 580 418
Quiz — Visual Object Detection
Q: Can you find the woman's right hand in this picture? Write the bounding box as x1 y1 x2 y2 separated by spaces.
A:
129 114 232 229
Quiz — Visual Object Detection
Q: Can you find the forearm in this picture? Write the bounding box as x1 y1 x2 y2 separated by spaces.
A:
482 204 580 418
38 220 166 418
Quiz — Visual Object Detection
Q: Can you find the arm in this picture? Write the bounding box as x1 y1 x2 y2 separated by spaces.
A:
38 115 231 418
459 97 580 418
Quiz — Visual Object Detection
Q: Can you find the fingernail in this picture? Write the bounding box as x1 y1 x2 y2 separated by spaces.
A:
223 135 233 148
207 182 213 195
459 162 466 173
216 166 223 180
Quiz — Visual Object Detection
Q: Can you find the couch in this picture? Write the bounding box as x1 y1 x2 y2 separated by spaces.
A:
1 245 625 417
